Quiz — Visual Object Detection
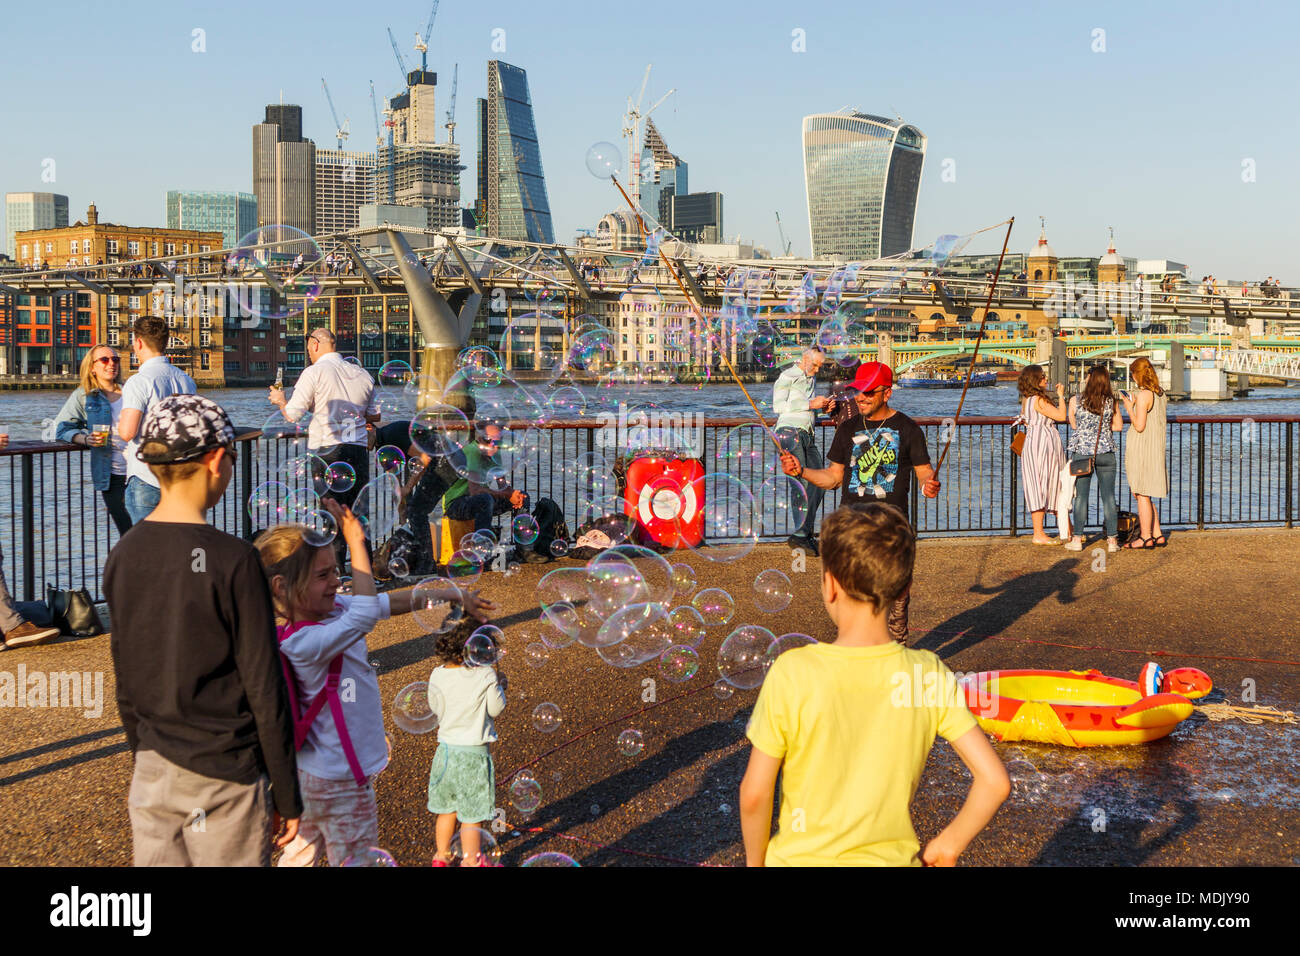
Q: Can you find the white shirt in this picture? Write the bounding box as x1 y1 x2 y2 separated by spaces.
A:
107 393 127 476
278 593 392 781
120 355 198 487
282 352 379 449
427 664 506 746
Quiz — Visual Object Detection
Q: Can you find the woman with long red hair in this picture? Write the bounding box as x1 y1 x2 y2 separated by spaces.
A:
1120 357 1168 547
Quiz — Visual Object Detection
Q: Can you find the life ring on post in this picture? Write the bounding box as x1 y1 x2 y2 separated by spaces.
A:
624 456 704 549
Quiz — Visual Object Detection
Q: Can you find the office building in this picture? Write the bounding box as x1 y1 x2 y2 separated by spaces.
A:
641 118 687 228
802 110 926 260
482 60 553 243
5 192 69 261
378 70 463 230
669 192 723 244
166 190 257 249
252 104 316 233
314 150 377 233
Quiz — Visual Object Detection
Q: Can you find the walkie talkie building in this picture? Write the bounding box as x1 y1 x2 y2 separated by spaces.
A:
802 111 926 261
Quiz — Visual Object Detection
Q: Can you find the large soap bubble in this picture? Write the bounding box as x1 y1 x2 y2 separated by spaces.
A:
393 681 440 734
718 625 777 690
585 141 623 179
228 224 322 320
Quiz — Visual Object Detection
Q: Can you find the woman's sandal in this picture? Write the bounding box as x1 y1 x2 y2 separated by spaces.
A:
1125 537 1156 549
1152 534 1167 547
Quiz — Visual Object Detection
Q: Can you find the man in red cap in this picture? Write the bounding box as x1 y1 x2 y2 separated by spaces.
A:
780 361 939 644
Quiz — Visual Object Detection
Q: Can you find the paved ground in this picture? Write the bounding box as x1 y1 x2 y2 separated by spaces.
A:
2 527 1298 866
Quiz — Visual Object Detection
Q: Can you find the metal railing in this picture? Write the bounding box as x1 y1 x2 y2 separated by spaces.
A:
1 414 1295 603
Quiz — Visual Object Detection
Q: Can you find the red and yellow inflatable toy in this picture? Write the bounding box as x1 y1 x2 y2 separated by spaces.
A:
959 664 1213 747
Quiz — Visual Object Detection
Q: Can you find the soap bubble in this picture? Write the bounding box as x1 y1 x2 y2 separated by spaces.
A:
586 555 648 620
299 509 338 547
680 474 760 563
228 224 322 320
712 680 735 700
718 625 776 689
446 549 484 586
461 531 496 563
411 577 463 633
325 461 356 494
378 359 415 389
463 627 501 667
659 645 700 682
375 444 406 474
548 386 587 418
261 411 310 444
248 481 290 526
512 513 540 545
388 555 410 578
449 826 501 866
595 603 672 665
457 345 504 387
549 538 570 557
362 321 381 341
341 847 398 867
617 728 645 757
282 454 329 496
599 545 674 604
532 701 563 733
753 569 793 613
509 775 543 814
692 588 735 627
670 563 697 596
409 404 470 460
392 681 439 734
352 473 402 540
538 613 576 650
767 632 817 663
585 141 623 179
525 642 550 667
758 474 810 536
283 485 321 520
666 605 707 649
522 852 580 867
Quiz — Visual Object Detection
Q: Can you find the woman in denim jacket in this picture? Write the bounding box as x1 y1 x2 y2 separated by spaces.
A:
54 344 132 535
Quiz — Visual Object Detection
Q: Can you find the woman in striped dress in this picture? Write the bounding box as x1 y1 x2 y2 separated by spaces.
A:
1017 365 1069 544
1121 357 1169 548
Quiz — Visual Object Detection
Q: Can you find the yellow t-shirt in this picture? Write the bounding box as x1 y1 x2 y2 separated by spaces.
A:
746 641 978 866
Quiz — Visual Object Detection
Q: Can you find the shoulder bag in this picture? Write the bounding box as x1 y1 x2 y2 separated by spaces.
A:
1068 401 1105 477
1010 400 1027 456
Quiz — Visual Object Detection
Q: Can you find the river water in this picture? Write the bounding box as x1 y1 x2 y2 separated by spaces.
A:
3 381 1299 439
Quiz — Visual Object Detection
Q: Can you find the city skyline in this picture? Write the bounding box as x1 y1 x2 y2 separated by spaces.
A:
1 0 1297 279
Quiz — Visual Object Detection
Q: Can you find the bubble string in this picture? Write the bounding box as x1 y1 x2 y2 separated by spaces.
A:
934 217 1015 476
606 174 785 454
519 826 727 867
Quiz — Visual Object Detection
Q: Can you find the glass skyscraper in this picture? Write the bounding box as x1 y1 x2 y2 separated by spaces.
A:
166 190 258 249
5 192 69 259
802 111 926 260
484 60 553 244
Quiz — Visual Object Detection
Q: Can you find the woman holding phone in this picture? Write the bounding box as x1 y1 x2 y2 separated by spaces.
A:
1064 365 1124 553
54 344 132 536
1120 357 1169 548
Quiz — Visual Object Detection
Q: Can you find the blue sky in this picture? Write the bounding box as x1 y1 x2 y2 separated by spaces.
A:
2 0 1296 278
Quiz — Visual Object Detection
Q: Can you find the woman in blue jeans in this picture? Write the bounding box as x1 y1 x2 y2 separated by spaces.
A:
1064 364 1124 553
54 344 133 536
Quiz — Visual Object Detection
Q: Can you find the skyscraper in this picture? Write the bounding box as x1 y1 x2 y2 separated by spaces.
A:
377 71 463 230
482 60 553 244
166 191 257 249
641 118 687 228
802 111 926 260
252 104 316 233
5 192 69 260
314 150 377 234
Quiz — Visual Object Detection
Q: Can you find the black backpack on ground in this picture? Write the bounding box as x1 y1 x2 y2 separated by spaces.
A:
531 498 568 557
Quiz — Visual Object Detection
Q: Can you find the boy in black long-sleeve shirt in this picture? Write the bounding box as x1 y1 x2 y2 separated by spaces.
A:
105 395 302 866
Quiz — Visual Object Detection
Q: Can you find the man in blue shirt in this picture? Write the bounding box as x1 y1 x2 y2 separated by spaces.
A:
117 316 197 524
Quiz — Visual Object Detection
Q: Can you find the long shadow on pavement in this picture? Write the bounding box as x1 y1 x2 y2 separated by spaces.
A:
913 558 1081 660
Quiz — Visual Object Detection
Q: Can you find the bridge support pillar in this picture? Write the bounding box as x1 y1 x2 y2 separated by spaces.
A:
387 229 471 414
1048 337 1068 390
1167 341 1188 400
878 333 893 370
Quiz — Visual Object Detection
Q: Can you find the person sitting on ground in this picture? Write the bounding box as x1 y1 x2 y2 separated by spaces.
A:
0 431 61 647
738 502 1010 866
104 395 302 865
440 419 544 563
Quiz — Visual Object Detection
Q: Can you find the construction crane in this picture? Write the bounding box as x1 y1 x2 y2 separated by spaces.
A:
412 0 440 71
369 80 384 147
320 78 350 150
444 62 458 143
387 27 410 85
775 211 792 256
622 65 675 209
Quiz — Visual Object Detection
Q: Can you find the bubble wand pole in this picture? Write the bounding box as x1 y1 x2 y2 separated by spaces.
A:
934 216 1015 475
608 174 785 453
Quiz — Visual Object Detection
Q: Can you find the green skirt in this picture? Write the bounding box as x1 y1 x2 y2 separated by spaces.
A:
426 742 495 824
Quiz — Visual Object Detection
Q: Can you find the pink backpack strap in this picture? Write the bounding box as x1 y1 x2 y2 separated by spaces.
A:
277 619 368 788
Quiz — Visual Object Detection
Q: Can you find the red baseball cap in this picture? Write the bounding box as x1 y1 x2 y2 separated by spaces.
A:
848 361 893 394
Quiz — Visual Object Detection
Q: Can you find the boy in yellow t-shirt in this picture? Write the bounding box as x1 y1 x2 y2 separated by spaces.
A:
740 502 1010 866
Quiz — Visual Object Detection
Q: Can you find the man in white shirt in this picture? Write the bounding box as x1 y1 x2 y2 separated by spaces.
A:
772 347 828 554
117 315 198 523
269 328 380 564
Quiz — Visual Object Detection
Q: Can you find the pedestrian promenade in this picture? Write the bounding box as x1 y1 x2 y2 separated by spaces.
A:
2 528 1296 866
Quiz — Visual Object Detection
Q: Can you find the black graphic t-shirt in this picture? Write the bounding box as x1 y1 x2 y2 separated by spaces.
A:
826 411 930 517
